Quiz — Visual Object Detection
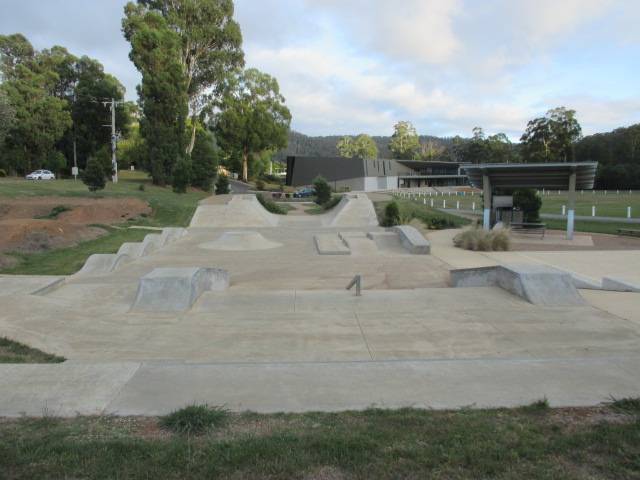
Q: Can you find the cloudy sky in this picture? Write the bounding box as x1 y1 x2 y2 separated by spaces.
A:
1 0 639 140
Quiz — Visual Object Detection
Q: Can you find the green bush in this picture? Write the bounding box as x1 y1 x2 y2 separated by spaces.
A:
255 179 266 191
81 156 107 193
323 194 343 211
381 200 400 227
0 169 7 177
513 188 542 222
256 193 287 215
215 174 230 195
453 225 512 251
171 157 191 195
313 175 332 205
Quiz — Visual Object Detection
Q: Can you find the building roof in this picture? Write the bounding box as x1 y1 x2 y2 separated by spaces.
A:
460 163 598 190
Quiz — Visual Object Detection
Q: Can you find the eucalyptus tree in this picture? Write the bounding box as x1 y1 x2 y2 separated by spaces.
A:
389 120 420 159
337 133 378 158
0 89 15 145
520 107 582 163
123 0 244 155
213 68 291 183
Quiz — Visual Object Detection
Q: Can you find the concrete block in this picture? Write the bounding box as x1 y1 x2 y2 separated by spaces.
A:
131 267 230 312
315 234 350 255
451 265 586 307
450 266 500 288
390 225 431 254
602 276 640 292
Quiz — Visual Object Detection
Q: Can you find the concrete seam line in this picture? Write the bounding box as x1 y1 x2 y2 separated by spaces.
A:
354 312 373 361
103 363 144 416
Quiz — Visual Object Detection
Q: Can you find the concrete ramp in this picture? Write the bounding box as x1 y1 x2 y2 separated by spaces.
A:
75 254 134 276
321 194 378 227
200 231 282 251
451 265 586 307
190 195 279 228
131 267 230 312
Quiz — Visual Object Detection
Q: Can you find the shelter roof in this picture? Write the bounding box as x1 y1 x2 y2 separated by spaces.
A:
461 162 598 190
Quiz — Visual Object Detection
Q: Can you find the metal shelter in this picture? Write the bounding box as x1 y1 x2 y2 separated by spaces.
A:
460 163 598 240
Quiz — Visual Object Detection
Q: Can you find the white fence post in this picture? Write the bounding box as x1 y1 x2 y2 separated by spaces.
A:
592 206 596 217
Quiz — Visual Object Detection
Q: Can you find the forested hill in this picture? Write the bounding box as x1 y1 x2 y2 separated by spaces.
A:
272 131 451 162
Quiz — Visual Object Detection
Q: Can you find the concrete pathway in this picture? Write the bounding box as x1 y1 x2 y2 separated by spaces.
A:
1 193 639 417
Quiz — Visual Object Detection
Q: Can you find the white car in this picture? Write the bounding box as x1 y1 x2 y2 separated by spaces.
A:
26 170 55 180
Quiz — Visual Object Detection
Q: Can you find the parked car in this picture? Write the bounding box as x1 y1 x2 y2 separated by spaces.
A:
293 187 315 198
26 170 55 180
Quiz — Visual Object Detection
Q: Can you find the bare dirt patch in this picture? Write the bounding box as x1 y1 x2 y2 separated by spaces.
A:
0 197 151 254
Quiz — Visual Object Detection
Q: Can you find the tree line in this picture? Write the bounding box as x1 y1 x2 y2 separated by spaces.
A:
1 0 291 191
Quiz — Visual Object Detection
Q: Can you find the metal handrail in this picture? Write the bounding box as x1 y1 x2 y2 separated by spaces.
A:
346 275 361 296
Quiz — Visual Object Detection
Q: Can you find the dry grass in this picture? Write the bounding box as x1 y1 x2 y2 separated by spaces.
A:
453 225 513 251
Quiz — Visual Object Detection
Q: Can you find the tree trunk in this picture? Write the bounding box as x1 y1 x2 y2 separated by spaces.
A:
242 152 249 183
186 114 197 155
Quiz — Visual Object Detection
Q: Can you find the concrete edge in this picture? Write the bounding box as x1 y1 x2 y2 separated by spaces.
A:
390 225 431 254
29 277 66 296
602 276 640 292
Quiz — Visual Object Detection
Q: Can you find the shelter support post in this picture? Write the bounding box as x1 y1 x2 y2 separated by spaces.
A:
482 172 491 231
567 169 576 240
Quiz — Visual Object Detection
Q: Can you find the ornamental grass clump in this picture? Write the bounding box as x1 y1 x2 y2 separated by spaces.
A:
453 225 512 251
159 403 228 435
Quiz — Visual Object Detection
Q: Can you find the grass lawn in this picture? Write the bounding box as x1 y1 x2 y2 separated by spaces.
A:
392 190 640 220
1 400 638 479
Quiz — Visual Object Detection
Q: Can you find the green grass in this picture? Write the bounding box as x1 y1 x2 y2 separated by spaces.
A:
0 337 65 363
160 404 228 435
1 402 638 479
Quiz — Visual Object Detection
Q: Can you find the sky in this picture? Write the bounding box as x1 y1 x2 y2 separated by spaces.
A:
1 0 639 141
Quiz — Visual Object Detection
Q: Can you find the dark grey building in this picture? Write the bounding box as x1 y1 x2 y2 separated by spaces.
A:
286 156 466 191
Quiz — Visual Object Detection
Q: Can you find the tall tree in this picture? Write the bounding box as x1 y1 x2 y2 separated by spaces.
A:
520 107 582 163
123 9 188 185
389 121 420 160
0 34 72 174
336 133 378 158
123 0 244 155
213 68 291 183
0 89 15 145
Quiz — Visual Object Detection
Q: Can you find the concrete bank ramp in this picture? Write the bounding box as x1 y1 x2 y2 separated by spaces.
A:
451 265 586 307
131 267 230 312
321 193 379 227
74 253 134 276
190 195 279 228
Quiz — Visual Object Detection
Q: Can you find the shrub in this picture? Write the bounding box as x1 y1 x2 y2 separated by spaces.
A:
513 188 542 223
255 179 266 191
381 200 401 227
256 193 287 215
171 157 191 195
453 225 512 251
81 156 107 193
313 175 332 205
138 183 145 192
159 403 228 435
323 194 343 211
215 174 230 195
0 169 6 177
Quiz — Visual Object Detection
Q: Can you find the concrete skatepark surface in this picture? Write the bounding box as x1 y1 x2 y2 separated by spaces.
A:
1 193 639 416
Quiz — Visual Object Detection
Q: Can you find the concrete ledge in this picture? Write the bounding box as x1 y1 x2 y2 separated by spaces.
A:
75 254 134 276
315 234 350 255
602 276 640 292
30 277 66 296
451 265 586 306
389 226 431 254
131 267 230 312
159 227 188 245
571 273 602 290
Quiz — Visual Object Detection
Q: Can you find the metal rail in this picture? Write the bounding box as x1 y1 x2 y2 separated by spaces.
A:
346 275 361 296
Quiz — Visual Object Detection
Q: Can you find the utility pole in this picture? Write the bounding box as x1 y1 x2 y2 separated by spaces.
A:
102 98 122 183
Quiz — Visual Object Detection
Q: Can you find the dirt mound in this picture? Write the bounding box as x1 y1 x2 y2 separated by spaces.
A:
0 197 151 255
